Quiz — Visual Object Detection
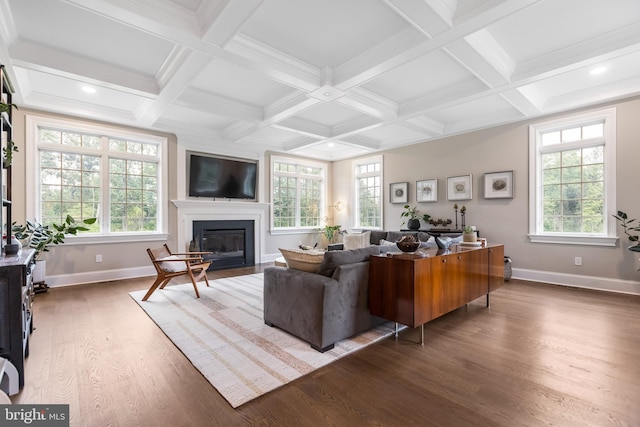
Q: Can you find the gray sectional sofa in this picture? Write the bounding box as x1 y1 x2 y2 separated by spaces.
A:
263 246 385 352
263 229 464 352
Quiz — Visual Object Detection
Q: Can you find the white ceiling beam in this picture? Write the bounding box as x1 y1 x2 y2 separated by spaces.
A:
135 50 212 127
272 117 331 139
405 116 446 137
62 0 321 91
382 0 453 37
445 29 515 87
198 0 264 47
513 23 640 83
335 0 542 91
501 86 545 116
9 40 159 96
175 87 263 122
335 87 399 121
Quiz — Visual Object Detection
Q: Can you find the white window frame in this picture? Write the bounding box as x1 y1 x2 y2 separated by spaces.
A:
528 108 617 246
25 115 169 244
352 155 383 231
270 155 327 235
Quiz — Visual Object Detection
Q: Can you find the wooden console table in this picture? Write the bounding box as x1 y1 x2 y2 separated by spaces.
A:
369 244 504 344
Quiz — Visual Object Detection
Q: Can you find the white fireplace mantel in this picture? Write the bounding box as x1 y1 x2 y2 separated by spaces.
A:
172 200 270 264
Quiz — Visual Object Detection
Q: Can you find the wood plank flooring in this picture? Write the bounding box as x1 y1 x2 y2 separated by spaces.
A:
13 266 640 426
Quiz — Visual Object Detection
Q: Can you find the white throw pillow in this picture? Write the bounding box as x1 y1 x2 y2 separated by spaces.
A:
343 230 371 250
279 248 325 273
158 255 187 272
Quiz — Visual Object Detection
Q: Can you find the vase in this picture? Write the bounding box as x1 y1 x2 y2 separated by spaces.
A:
407 218 420 230
463 231 477 243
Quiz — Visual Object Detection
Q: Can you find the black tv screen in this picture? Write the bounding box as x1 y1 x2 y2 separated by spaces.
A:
188 153 257 200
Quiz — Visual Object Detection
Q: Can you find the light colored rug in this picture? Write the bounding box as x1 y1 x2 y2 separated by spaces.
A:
129 273 397 408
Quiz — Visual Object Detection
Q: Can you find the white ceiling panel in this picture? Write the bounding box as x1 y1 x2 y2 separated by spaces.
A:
240 0 410 68
361 49 479 104
1 0 638 161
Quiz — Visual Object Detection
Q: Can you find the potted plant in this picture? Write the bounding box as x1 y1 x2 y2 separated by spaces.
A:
613 210 640 252
13 215 97 289
318 224 343 246
462 225 477 242
2 139 17 167
0 102 16 114
401 204 430 230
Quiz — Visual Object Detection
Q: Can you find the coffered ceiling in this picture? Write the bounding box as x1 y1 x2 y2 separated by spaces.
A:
1 0 639 160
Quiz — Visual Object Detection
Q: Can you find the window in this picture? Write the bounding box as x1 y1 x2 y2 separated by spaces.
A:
353 156 383 229
528 108 616 246
26 115 168 242
271 156 326 231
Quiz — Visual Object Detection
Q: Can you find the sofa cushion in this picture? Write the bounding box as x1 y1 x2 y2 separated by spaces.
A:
343 230 371 250
318 246 380 277
386 231 417 242
279 248 325 273
364 229 387 245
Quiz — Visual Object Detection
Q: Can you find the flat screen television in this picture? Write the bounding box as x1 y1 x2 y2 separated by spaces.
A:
188 152 258 200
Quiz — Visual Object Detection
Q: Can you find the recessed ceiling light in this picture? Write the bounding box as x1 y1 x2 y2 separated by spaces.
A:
81 85 96 94
590 66 607 76
327 142 335 147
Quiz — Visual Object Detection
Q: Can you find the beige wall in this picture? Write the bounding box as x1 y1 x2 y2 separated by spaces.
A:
7 95 640 292
334 96 640 288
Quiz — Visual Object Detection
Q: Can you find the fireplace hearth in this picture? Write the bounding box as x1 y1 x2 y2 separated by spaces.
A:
193 220 255 270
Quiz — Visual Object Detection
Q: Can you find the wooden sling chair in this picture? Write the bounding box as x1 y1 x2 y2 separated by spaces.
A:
142 244 212 301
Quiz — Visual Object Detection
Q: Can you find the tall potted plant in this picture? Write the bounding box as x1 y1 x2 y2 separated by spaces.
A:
13 215 97 290
401 204 430 230
613 210 640 252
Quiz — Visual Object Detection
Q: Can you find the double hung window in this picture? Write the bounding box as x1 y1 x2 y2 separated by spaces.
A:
528 109 616 246
271 157 326 230
27 115 167 241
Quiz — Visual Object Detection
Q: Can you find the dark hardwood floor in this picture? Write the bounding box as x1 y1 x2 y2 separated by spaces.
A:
13 265 640 426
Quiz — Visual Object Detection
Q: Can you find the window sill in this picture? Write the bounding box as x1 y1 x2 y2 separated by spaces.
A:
270 228 317 236
50 233 170 246
528 234 618 247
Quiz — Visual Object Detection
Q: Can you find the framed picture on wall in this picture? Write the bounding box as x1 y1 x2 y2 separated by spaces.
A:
389 182 408 204
447 174 472 200
416 179 437 202
484 170 514 199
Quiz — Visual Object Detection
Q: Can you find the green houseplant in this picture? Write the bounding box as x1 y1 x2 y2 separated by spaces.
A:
318 224 343 245
401 204 430 230
13 215 97 260
2 139 17 167
12 215 96 291
613 210 640 252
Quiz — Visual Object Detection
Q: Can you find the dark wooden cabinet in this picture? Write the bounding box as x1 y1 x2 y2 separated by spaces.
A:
0 249 35 389
369 245 504 329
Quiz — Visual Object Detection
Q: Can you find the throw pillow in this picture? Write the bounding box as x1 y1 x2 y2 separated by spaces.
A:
343 230 371 250
317 246 381 277
278 248 325 273
158 255 187 273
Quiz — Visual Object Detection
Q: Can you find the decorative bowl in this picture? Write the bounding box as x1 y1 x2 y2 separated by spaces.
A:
396 239 420 253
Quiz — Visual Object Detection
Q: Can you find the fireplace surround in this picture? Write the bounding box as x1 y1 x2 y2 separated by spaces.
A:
172 200 269 268
193 220 255 270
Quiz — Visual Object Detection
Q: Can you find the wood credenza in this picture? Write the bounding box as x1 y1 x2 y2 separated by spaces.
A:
369 244 504 330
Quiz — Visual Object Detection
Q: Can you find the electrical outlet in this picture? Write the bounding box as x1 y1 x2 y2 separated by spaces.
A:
574 256 582 266
96 254 103 263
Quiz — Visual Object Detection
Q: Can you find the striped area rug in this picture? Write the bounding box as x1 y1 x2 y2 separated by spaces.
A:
129 274 396 408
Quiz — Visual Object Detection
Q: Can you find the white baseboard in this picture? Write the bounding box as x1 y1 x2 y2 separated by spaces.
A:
44 264 640 296
46 266 155 287
512 267 640 295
